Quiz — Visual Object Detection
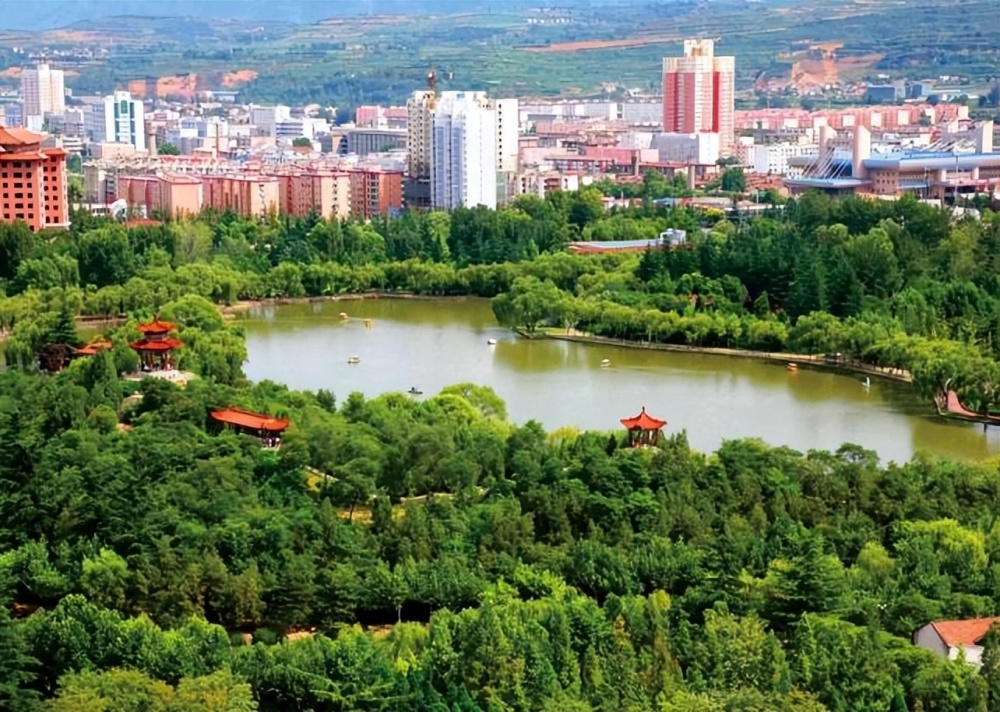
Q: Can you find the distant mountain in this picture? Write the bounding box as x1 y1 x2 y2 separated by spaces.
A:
0 0 648 30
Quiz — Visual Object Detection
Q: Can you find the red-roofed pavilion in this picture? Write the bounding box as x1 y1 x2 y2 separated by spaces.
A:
621 406 667 447
210 407 290 448
130 318 182 371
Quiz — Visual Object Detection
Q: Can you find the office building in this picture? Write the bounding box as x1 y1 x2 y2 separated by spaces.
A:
21 62 65 123
431 91 498 210
662 40 735 156
346 128 407 156
101 91 146 151
0 126 69 231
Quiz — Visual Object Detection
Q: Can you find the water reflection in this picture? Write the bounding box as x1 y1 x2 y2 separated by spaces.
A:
240 298 1000 463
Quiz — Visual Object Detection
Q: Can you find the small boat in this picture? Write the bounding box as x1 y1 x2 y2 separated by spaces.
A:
862 377 871 388
600 359 611 367
339 312 349 320
487 339 497 346
786 362 798 372
347 355 360 364
408 387 423 396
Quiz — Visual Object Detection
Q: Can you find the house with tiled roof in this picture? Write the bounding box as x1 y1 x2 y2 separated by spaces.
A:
913 617 1000 667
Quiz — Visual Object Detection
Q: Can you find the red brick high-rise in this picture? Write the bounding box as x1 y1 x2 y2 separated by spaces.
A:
0 126 69 231
661 40 736 157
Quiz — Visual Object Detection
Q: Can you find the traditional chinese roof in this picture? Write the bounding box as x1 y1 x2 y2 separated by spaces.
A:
136 318 176 335
930 618 1000 648
74 338 113 356
0 126 43 147
620 406 667 430
129 337 182 352
211 407 290 433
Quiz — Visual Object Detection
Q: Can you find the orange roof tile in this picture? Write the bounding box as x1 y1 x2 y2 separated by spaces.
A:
931 618 1000 648
621 406 667 430
0 126 43 146
129 337 182 352
136 318 177 335
211 407 290 432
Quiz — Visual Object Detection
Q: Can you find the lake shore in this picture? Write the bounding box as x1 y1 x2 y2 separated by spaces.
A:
221 291 468 318
536 329 914 384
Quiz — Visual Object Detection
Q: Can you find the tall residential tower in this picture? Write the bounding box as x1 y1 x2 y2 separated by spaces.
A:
661 40 735 157
21 62 65 126
431 91 498 210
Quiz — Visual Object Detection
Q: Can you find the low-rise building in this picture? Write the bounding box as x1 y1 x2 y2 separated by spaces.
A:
202 174 280 217
914 618 1000 667
349 168 403 219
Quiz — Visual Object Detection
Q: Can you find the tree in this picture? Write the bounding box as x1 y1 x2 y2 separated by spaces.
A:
0 586 38 711
291 137 312 147
721 167 747 193
980 623 1000 711
158 142 180 156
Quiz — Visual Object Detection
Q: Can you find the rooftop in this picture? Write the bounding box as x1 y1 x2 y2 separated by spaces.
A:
621 407 668 430
0 126 43 147
930 618 1000 648
211 407 290 433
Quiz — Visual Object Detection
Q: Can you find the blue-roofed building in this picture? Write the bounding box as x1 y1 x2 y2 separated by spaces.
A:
784 120 1000 200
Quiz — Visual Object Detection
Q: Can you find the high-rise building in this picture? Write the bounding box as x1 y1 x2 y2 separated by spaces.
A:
349 168 404 219
0 126 69 231
101 92 146 151
494 98 519 173
431 91 498 210
21 62 65 122
662 40 735 156
405 89 436 208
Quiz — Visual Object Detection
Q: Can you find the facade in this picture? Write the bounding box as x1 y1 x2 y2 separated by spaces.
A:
495 98 520 173
202 174 280 217
432 91 498 210
101 92 146 151
348 168 403 219
406 90 436 180
914 618 1000 668
746 142 817 176
21 62 65 122
0 126 69 231
117 174 202 219
277 171 352 220
662 40 735 157
346 128 407 156
654 132 720 165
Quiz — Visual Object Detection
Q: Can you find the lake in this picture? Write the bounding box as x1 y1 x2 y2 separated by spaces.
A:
240 297 1000 464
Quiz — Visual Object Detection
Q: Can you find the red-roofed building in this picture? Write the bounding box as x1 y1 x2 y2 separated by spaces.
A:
210 407 290 448
0 125 69 231
914 618 1000 667
620 406 668 447
130 318 182 371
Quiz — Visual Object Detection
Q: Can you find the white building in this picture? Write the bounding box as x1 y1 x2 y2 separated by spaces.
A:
653 132 720 165
913 618 1000 668
432 91 498 210
21 62 65 123
746 142 818 177
250 105 292 137
99 91 145 151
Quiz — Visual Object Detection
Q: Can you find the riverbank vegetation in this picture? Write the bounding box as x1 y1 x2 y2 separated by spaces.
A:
9 187 997 413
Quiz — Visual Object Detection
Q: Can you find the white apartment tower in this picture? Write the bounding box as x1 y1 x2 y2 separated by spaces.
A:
102 91 146 151
21 62 65 122
431 91 498 210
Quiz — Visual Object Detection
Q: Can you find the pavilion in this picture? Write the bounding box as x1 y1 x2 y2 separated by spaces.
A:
210 407 290 448
74 337 113 357
130 318 182 371
620 406 667 447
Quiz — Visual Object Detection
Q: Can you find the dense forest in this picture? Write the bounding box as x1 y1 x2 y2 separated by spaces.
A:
1 188 1000 710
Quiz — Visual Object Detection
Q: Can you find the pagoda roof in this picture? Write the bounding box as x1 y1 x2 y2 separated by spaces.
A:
0 126 43 147
211 407 290 432
136 318 176 335
130 337 182 352
621 406 667 430
74 338 113 356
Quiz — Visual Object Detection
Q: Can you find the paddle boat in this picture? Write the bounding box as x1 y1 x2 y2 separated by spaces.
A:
347 355 360 364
